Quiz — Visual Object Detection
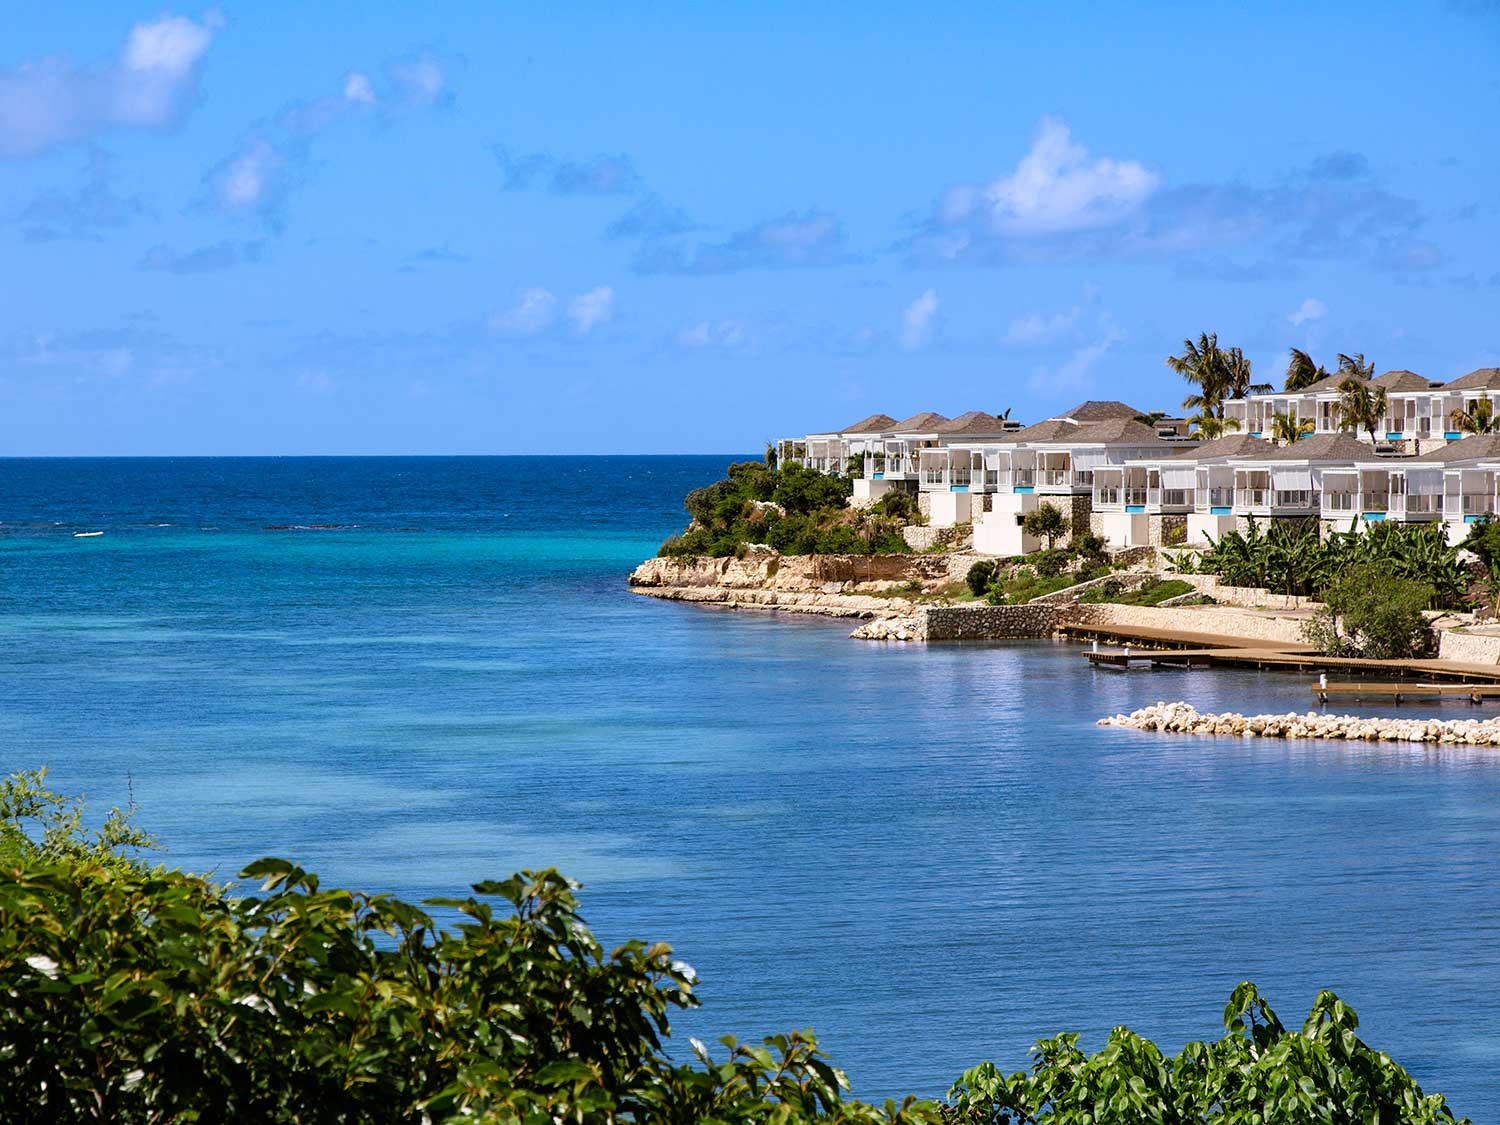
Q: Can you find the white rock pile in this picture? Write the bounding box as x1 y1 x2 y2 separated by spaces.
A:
1100 701 1500 745
850 616 923 642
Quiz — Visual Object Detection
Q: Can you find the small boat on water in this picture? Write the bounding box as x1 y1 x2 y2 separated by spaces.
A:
73 531 104 538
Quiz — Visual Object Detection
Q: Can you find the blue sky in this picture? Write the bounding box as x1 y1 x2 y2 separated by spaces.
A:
3 3 1498 455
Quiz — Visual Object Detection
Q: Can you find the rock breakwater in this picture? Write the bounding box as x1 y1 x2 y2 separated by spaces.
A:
1100 701 1500 745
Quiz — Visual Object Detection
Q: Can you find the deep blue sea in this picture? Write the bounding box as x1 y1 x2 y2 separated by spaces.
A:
3 456 1498 1117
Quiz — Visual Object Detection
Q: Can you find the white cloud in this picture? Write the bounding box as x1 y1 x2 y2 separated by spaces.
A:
963 116 1158 236
677 320 748 350
1026 331 1121 395
899 289 939 351
1288 297 1328 326
567 287 614 335
0 13 217 158
215 140 284 209
1006 306 1081 345
343 72 376 105
388 54 447 105
489 288 557 336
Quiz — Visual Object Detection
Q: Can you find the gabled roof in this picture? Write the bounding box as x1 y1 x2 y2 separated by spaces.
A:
1169 434 1275 460
839 413 899 434
1414 433 1500 463
1298 372 1365 395
998 418 1082 443
890 411 950 432
1070 418 1174 443
1373 369 1437 391
1443 367 1500 392
1257 432 1374 462
1055 399 1147 422
936 410 1006 436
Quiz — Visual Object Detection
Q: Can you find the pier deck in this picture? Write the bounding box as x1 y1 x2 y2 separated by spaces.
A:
1064 621 1500 684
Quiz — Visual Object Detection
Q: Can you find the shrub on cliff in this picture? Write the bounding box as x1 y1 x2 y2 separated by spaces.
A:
661 461 905 558
0 772 1472 1124
965 560 997 597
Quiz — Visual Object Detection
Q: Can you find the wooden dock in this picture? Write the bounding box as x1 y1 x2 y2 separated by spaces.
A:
1065 621 1500 684
1313 681 1500 704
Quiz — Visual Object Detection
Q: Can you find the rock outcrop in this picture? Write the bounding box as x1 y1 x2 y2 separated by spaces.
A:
1100 701 1500 745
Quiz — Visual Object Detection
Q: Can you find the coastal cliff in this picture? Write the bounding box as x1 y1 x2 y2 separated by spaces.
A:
627 551 974 618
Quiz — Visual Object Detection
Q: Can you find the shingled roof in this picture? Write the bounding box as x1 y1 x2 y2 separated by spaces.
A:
1372 369 1437 391
1297 372 1365 395
1055 400 1147 422
1070 419 1174 443
1169 434 1276 460
998 418 1084 443
838 413 899 434
1257 433 1375 461
936 410 1007 436
1443 368 1500 392
890 411 950 432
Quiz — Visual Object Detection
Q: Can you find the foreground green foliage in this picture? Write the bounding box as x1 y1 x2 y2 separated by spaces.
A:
1176 518 1464 605
1460 518 1500 614
945 983 1467 1125
0 773 1469 1123
658 461 911 557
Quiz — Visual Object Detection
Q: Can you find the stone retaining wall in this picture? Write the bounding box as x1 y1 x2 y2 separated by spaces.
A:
1437 628 1500 665
920 603 1059 640
1166 573 1320 610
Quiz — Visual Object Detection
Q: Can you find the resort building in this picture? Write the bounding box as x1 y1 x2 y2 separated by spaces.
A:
1092 434 1274 549
945 402 1195 554
1223 367 1500 454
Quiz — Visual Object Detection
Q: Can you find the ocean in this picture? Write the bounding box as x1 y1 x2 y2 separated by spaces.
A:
3 455 1498 1117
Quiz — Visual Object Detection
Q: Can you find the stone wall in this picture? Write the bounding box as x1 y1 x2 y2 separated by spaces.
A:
920 603 1059 640
917 493 932 520
901 525 971 552
1166 573 1320 610
1437 628 1500 665
1150 514 1188 548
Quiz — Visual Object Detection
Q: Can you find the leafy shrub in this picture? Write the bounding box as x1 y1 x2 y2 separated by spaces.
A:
1032 548 1067 577
660 461 912 558
1193 517 1463 605
947 982 1469 1125
1069 531 1107 568
965 560 997 597
1302 564 1435 658
872 490 919 521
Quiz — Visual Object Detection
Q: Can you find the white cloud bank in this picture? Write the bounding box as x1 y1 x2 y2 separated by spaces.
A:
568 287 614 335
900 289 939 351
941 116 1158 237
0 13 218 158
1288 297 1328 326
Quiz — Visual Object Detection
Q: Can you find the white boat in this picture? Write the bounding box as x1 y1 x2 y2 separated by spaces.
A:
73 531 104 538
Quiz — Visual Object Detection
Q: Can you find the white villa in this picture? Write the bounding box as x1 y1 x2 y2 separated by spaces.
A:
772 367 1500 558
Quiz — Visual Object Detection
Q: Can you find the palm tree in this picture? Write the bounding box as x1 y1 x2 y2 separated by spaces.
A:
1134 410 1167 429
1270 412 1314 445
1284 348 1330 392
1336 377 1389 443
1168 333 1230 420
1225 347 1273 398
1190 413 1242 440
1449 397 1498 436
1337 353 1375 379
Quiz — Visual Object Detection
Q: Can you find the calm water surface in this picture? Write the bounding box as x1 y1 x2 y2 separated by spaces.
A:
3 456 1498 1117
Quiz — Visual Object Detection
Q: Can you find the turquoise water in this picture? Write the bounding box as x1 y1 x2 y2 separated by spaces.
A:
4 456 1500 1116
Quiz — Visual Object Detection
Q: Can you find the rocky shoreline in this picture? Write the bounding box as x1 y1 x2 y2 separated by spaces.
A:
1101 701 1500 745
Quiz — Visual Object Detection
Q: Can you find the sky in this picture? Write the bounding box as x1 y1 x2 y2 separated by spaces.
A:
2 2 1499 455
